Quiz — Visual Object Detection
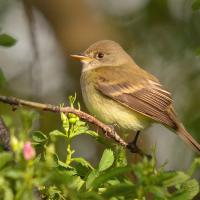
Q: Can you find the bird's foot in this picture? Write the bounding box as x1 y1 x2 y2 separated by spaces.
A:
127 131 141 153
127 131 152 159
105 124 118 138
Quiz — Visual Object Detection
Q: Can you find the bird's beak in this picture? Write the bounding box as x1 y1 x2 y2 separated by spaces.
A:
70 53 92 63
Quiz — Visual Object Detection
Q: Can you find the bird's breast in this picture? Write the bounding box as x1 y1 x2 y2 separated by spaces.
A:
80 72 151 131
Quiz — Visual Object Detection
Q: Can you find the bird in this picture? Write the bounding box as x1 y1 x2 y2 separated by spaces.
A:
71 40 200 154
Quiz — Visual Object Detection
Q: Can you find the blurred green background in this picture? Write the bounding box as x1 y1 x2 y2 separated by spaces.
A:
0 0 200 171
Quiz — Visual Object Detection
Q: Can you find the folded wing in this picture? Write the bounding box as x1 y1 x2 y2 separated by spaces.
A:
95 66 177 129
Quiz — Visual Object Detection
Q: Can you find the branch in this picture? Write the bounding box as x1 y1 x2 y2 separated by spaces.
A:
0 95 147 156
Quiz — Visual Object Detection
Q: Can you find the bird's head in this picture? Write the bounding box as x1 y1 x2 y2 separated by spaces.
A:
71 40 133 72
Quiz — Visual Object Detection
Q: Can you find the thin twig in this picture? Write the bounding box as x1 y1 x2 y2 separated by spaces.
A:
0 95 149 156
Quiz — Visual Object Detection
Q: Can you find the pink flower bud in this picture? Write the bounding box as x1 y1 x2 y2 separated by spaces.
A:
23 141 36 160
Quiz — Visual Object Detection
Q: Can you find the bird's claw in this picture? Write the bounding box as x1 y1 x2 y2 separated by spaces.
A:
127 131 152 159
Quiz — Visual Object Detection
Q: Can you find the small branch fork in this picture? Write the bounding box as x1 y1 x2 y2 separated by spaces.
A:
0 95 148 156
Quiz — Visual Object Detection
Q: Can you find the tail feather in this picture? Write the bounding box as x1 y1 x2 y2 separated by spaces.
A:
168 108 200 154
177 123 200 154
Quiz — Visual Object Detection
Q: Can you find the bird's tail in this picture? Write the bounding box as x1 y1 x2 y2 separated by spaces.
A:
176 123 200 154
168 108 200 154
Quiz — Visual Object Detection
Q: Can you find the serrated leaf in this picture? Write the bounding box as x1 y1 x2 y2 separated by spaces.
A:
70 126 89 139
47 186 65 199
102 183 135 198
92 166 132 189
182 179 199 199
0 33 16 47
52 154 76 174
74 163 90 177
49 130 66 138
31 131 47 144
114 146 127 167
171 179 199 200
98 149 114 172
163 172 189 187
0 152 13 169
72 157 93 169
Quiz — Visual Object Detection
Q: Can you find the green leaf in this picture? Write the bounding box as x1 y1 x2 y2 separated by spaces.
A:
188 157 200 176
70 176 85 191
171 179 199 200
114 146 127 167
49 130 66 138
47 186 62 199
70 126 89 139
3 170 23 179
0 152 13 170
68 120 98 139
181 179 199 199
86 169 100 189
92 166 132 189
0 34 16 47
52 154 76 174
98 149 114 172
163 172 189 187
147 186 170 198
102 183 135 198
0 68 6 87
31 131 48 144
74 163 90 177
72 157 93 169
85 130 98 138
192 0 200 10
4 187 14 200
80 191 104 200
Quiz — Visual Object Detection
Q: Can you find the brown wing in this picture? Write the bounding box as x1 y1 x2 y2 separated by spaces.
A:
95 66 177 129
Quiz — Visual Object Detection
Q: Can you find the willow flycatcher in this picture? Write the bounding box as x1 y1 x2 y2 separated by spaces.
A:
71 40 200 153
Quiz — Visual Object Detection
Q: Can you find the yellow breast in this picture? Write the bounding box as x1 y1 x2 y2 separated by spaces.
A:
81 72 151 131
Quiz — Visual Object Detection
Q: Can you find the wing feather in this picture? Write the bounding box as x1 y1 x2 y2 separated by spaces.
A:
94 66 176 128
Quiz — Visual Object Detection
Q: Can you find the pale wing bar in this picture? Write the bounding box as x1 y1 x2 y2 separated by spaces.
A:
96 79 176 128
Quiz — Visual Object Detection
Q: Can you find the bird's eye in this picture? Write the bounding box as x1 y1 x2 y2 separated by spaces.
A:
96 52 104 59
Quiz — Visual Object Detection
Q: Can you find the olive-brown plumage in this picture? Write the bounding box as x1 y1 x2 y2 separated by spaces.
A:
72 40 200 153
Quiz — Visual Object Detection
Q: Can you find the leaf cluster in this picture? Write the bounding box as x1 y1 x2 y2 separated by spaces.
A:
0 95 199 200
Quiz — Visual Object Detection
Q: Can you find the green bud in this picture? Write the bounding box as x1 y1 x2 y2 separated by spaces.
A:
75 116 79 121
69 118 77 124
68 113 76 118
